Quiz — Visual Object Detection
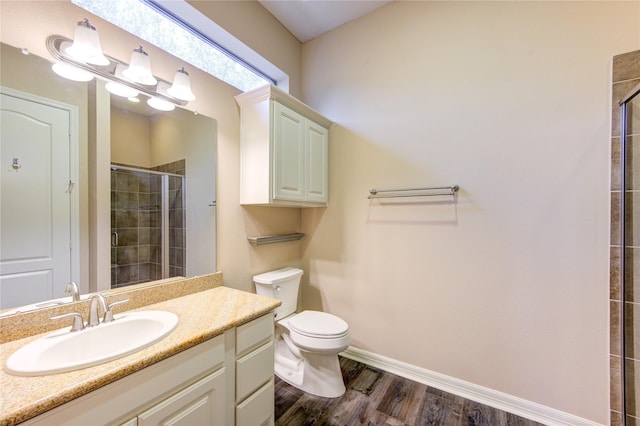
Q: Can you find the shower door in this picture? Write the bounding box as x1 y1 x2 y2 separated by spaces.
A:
621 83 640 425
110 165 185 288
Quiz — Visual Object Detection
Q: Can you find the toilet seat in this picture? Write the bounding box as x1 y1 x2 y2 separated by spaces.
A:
279 311 351 354
287 310 349 339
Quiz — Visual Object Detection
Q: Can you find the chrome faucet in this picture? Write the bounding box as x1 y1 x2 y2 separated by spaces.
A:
51 296 129 333
87 294 107 327
65 281 80 302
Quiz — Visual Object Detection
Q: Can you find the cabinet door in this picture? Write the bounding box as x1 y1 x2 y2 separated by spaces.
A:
273 102 305 202
305 121 329 204
137 368 226 426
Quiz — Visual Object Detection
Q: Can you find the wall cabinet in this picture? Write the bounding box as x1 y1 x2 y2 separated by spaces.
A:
236 85 331 207
23 314 275 426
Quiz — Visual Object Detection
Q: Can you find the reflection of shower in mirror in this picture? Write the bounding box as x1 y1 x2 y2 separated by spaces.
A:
110 163 185 288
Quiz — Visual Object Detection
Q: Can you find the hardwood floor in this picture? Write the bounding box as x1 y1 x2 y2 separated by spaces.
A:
275 357 545 426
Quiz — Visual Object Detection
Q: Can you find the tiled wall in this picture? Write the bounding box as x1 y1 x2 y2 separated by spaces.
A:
611 49 640 426
111 160 186 288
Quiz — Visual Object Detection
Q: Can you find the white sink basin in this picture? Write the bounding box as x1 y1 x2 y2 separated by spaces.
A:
5 310 178 376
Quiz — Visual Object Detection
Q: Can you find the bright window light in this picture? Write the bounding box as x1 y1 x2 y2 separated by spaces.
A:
72 0 274 92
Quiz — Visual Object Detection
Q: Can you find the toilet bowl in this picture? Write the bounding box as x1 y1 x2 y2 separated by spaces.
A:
253 267 350 398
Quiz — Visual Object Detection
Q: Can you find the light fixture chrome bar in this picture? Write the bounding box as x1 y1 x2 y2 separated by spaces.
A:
46 35 187 106
247 233 305 246
368 185 459 199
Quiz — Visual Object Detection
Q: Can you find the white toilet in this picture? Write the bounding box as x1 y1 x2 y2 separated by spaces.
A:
253 267 350 398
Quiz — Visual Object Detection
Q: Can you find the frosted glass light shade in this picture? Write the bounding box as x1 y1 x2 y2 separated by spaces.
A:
51 62 94 82
105 82 139 98
65 19 109 66
167 67 195 101
122 46 157 85
147 97 175 111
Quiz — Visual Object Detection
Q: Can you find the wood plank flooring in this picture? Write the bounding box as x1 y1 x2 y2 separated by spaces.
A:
275 357 545 426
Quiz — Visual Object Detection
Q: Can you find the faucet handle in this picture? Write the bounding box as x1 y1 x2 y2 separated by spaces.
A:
103 299 130 323
51 312 85 332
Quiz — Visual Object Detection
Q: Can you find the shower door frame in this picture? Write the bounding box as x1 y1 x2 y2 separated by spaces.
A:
619 81 640 425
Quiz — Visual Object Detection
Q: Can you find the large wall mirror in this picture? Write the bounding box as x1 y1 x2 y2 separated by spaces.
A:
0 42 217 312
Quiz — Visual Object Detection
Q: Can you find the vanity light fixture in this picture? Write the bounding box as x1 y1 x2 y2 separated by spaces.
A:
148 80 176 111
51 62 94 82
65 18 109 66
147 97 175 111
104 82 139 99
167 67 195 101
122 46 157 86
46 19 197 112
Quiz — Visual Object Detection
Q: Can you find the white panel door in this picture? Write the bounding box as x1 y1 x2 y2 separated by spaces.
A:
0 92 72 309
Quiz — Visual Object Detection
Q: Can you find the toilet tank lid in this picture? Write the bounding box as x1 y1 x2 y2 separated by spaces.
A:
253 267 303 285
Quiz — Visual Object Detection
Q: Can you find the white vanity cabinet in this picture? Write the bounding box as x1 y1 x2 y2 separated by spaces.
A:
23 336 227 426
234 313 275 426
236 85 331 207
22 313 276 426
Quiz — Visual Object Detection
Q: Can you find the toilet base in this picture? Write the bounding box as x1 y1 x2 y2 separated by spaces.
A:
274 336 346 398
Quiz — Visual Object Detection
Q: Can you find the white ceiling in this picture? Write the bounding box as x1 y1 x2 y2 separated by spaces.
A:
258 0 392 43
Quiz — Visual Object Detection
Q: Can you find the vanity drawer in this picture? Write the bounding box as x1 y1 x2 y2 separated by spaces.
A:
236 379 274 426
236 313 273 357
236 340 274 402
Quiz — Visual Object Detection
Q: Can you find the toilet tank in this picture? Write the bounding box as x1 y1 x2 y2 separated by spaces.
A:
253 267 303 319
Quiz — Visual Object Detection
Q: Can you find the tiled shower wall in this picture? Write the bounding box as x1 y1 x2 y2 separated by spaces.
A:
111 159 186 288
611 50 640 426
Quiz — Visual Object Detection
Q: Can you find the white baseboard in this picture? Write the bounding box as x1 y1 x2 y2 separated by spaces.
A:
341 346 603 426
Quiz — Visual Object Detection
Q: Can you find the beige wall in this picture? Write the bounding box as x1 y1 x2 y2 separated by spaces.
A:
110 108 151 167
300 1 640 423
187 0 302 97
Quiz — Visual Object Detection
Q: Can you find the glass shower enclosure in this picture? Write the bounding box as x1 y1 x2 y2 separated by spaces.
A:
110 165 186 288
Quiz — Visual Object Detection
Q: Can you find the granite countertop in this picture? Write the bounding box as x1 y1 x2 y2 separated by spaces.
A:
0 284 280 425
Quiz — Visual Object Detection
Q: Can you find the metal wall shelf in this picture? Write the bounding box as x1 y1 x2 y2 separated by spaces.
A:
247 233 305 245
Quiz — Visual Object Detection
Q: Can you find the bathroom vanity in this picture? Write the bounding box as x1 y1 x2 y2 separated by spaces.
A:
0 275 280 426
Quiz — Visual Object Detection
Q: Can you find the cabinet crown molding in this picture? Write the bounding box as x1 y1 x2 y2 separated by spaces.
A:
235 85 332 129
